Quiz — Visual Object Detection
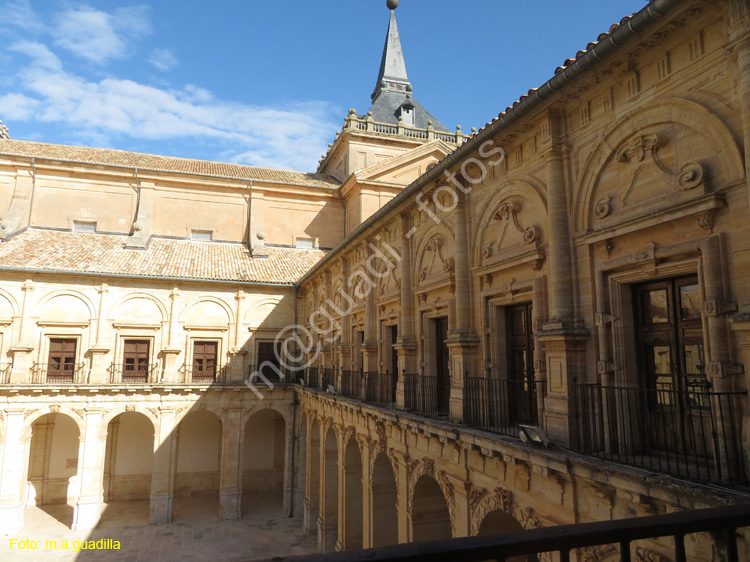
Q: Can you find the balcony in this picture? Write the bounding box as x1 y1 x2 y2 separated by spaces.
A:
255 503 750 562
363 371 396 408
31 362 85 384
464 377 546 439
404 373 450 420
109 363 159 384
576 382 747 485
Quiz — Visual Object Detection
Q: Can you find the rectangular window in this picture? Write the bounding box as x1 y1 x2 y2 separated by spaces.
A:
295 237 316 249
506 303 536 424
192 341 218 383
123 340 150 382
190 229 213 241
73 220 97 233
47 338 77 382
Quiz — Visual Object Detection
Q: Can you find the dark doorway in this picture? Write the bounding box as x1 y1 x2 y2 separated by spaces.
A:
506 303 536 424
435 317 450 416
257 341 283 382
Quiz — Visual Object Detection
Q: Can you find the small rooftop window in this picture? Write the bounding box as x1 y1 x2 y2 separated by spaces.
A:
73 220 97 233
190 230 213 242
296 237 316 249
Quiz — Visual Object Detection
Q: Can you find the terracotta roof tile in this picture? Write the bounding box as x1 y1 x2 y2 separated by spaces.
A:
0 139 341 190
0 229 326 284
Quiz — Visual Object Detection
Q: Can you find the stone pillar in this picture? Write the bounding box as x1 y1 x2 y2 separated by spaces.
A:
88 284 111 384
0 408 29 534
448 195 479 422
318 426 338 553
363 244 379 373
728 0 750 208
72 408 106 531
10 281 35 384
219 408 242 520
537 110 586 446
731 317 750 483
361 440 373 549
161 289 182 383
395 212 417 409
450 476 470 538
149 407 176 525
394 452 409 544
338 258 352 371
229 291 247 383
303 417 319 536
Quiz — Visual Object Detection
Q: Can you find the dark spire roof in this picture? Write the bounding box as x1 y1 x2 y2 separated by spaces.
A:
366 9 450 132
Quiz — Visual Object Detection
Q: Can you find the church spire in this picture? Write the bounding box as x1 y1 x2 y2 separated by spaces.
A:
373 1 412 100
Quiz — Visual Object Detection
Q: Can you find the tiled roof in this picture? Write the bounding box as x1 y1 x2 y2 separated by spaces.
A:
0 139 341 190
0 229 326 284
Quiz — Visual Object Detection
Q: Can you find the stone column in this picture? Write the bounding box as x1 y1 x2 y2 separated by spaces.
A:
361 440 374 549
395 452 409 544
338 258 352 372
448 195 479 422
537 110 586 447
149 407 177 525
0 408 29 534
318 426 338 553
9 281 35 383
362 243 379 373
161 289 182 383
303 416 319 536
72 408 106 531
395 212 417 409
451 476 470 538
219 408 242 520
731 317 750 483
88 284 111 384
229 291 247 383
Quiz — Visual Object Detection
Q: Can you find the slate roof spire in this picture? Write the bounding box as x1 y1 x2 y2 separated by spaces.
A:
373 8 411 99
366 2 450 132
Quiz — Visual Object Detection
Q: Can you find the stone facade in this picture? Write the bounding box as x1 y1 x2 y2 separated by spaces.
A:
1 1 750 560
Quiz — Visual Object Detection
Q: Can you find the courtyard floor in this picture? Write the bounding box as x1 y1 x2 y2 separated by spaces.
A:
1 492 317 561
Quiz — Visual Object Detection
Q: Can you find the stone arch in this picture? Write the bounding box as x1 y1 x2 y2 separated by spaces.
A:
343 435 364 550
0 287 19 318
245 296 293 329
107 292 167 323
371 451 398 547
406 457 455 537
103 411 155 503
413 224 456 286
241 407 287 515
470 486 515 536
26 411 82 513
573 97 745 234
34 290 95 322
472 180 548 266
411 474 453 542
21 406 85 442
180 296 234 326
100 405 158 434
241 404 292 431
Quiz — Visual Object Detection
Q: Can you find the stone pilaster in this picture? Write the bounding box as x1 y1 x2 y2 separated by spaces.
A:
0 408 29 534
396 212 418 408
363 247 379 373
149 407 176 525
728 0 750 209
318 426 338 553
161 289 182 383
72 408 106 530
303 416 319 536
219 408 242 520
10 281 35 384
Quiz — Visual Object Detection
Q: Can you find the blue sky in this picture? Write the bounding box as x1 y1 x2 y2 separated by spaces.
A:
0 0 647 172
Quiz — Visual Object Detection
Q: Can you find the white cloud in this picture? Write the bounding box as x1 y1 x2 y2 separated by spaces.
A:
148 48 178 71
0 93 40 120
2 0 44 33
7 40 340 171
51 4 151 65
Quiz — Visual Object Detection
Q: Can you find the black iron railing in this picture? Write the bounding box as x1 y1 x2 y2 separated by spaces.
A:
404 373 450 420
247 364 291 385
576 382 747 485
0 362 11 383
255 503 750 562
364 371 397 408
32 362 85 384
464 377 546 438
321 368 337 391
305 367 321 389
110 362 159 383
340 370 363 399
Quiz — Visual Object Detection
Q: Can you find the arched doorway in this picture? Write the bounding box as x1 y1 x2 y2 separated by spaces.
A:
241 409 286 516
174 410 222 520
102 412 154 523
320 427 338 552
26 413 81 528
477 510 535 562
343 438 363 550
305 418 320 536
411 475 451 543
371 453 398 547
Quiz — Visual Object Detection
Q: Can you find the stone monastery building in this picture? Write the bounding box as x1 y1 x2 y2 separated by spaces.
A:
2 0 750 559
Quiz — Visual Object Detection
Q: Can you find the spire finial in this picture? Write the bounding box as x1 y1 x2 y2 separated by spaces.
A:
386 0 398 10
